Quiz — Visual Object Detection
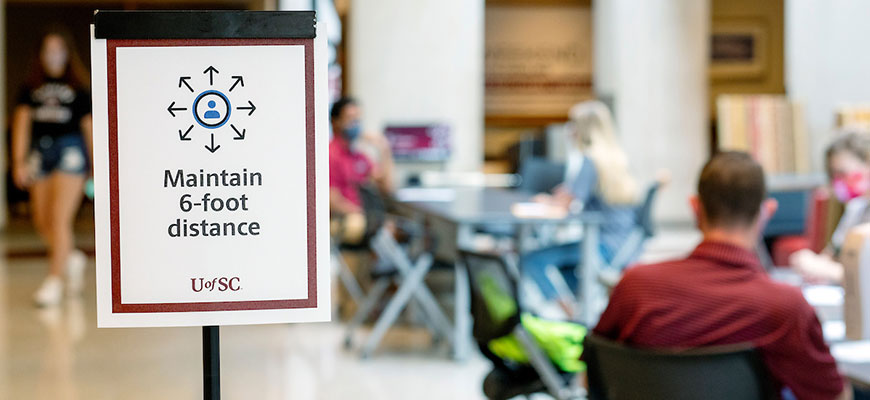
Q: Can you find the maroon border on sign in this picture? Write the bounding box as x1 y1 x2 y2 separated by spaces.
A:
107 39 317 313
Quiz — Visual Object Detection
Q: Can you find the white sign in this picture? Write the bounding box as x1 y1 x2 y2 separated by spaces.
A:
90 24 330 327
